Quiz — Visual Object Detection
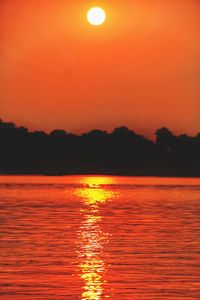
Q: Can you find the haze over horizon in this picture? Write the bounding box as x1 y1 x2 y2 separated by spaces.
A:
1 0 200 138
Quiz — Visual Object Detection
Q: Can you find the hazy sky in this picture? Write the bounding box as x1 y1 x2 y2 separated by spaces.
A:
1 0 200 138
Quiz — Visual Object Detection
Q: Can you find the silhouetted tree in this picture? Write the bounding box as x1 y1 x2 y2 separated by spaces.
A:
155 127 174 151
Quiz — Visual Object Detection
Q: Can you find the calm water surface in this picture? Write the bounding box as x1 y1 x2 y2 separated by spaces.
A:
0 175 200 300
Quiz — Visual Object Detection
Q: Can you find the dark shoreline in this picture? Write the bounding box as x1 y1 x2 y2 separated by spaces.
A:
1 119 200 179
1 170 200 178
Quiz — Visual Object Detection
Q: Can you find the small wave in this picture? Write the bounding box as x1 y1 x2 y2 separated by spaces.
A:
0 183 200 191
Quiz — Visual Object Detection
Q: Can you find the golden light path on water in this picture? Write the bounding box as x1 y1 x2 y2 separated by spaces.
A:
75 177 117 300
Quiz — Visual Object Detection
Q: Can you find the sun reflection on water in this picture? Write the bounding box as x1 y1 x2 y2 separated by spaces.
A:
75 177 116 300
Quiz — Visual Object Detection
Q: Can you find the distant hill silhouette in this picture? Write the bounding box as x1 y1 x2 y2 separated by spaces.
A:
0 118 200 176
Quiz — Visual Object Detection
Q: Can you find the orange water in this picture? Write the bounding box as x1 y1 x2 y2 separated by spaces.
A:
0 176 200 299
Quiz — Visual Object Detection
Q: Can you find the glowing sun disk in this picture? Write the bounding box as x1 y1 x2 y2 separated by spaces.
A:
87 7 106 26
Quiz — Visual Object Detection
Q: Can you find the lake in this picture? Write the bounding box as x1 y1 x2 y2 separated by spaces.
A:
0 175 200 300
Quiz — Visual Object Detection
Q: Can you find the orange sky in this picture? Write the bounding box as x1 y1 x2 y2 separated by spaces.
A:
1 0 200 138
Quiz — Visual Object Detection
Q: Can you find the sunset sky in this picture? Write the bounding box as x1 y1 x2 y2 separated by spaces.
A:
1 0 200 138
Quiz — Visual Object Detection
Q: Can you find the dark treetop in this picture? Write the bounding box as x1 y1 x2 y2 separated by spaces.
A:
0 119 200 176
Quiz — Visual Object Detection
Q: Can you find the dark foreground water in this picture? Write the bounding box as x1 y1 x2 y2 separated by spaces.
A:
0 175 200 300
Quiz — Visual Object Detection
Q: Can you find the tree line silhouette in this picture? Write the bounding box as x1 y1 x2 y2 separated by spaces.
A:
0 118 200 176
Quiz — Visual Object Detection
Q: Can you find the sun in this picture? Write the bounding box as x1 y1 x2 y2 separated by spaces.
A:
87 7 106 26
